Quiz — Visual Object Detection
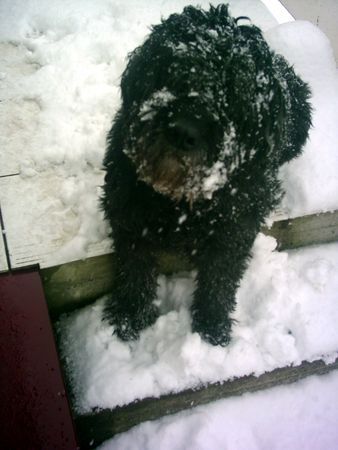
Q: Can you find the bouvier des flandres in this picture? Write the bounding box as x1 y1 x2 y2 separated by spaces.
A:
102 5 311 346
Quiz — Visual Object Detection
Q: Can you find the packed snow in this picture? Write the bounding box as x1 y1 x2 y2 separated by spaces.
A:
139 88 177 122
1 1 338 449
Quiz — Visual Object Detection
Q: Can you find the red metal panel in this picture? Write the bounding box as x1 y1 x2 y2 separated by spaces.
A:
0 270 79 450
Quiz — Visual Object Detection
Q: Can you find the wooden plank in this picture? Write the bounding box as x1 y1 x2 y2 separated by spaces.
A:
75 356 338 449
42 210 338 316
41 250 192 317
0 269 79 449
41 254 117 317
262 210 338 250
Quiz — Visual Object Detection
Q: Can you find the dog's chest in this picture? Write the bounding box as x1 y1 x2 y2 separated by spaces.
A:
138 192 223 249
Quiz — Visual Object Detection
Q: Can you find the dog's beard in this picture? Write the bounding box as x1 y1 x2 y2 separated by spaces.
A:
139 153 208 203
140 152 188 200
125 140 229 204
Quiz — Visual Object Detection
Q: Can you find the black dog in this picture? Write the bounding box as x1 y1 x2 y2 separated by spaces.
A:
102 5 311 346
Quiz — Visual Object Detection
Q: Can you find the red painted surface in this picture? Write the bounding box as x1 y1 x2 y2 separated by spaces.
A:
0 270 79 450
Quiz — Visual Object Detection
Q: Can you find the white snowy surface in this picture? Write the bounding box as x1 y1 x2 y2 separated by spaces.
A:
98 370 338 450
0 0 337 268
57 236 338 412
265 22 338 217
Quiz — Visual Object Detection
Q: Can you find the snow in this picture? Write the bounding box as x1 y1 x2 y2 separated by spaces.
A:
139 88 177 122
1 0 338 447
202 161 228 199
265 21 338 217
260 0 294 24
98 371 338 450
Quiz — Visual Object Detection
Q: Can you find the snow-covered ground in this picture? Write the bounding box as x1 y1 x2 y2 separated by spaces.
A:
1 1 338 449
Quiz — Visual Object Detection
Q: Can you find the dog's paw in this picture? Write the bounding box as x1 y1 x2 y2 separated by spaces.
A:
103 298 159 342
191 312 234 347
111 316 141 341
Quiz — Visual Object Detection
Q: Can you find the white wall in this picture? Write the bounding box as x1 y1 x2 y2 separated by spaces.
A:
280 0 338 63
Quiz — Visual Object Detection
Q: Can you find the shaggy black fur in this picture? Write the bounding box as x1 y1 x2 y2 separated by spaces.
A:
102 5 311 346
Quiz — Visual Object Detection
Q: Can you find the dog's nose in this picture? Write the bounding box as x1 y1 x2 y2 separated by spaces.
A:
170 120 201 152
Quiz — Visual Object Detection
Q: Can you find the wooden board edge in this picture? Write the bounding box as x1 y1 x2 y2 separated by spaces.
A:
262 210 338 250
74 356 338 449
41 251 193 317
41 253 116 317
40 210 338 316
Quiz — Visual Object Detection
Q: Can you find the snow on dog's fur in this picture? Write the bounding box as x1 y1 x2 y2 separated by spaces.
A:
102 4 311 346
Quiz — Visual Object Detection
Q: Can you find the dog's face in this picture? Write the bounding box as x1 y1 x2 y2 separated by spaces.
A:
120 5 288 203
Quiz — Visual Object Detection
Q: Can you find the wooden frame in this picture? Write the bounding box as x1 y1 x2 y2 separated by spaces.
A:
261 210 338 250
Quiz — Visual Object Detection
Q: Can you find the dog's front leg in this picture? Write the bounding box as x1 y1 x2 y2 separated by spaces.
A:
191 237 253 346
103 236 159 341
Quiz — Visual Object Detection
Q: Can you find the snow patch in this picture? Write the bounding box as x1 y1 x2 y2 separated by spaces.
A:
139 88 176 122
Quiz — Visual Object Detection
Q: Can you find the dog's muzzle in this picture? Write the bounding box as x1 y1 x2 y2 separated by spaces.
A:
126 116 227 202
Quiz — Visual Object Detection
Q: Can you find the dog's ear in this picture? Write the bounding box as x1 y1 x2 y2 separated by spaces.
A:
230 25 311 167
272 54 312 165
121 37 174 108
120 46 153 108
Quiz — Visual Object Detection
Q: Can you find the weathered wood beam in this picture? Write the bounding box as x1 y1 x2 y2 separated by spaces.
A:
75 356 338 449
42 251 192 317
41 254 116 317
262 210 338 250
42 210 338 316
